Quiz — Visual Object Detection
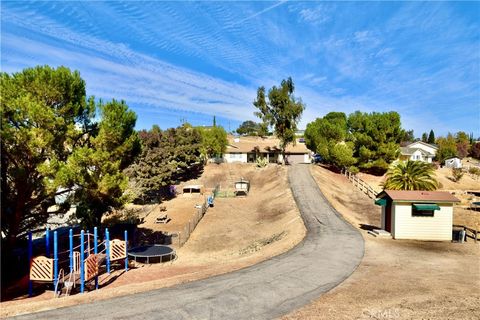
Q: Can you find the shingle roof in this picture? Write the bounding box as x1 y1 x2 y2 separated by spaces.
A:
226 135 311 154
377 190 460 203
400 147 433 156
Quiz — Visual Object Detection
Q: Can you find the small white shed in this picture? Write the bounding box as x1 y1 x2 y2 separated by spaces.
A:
375 190 460 241
444 157 462 169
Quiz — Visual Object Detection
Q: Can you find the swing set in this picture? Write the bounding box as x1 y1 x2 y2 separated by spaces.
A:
28 227 128 297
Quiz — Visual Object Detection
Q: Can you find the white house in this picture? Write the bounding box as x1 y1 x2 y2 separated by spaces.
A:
399 141 438 163
444 157 462 169
375 190 460 241
223 135 311 164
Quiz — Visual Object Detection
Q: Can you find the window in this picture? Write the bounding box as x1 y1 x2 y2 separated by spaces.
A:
411 203 439 217
412 208 434 217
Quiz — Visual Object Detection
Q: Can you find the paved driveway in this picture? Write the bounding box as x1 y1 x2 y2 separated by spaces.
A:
14 165 364 320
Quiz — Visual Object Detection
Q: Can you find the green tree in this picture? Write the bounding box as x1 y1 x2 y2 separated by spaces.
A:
126 124 202 202
213 116 216 127
65 100 140 227
198 126 228 161
304 112 348 166
1 66 94 247
253 77 305 164
455 131 470 158
436 134 457 163
427 130 435 144
348 111 402 172
421 132 428 142
330 143 357 168
236 120 263 136
401 130 415 144
383 161 438 191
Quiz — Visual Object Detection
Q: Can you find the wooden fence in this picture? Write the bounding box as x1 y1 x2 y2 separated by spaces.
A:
453 224 479 243
341 169 380 199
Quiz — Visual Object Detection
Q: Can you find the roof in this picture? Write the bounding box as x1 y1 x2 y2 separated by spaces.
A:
226 135 311 154
407 141 438 150
377 190 460 203
399 147 430 156
444 157 461 161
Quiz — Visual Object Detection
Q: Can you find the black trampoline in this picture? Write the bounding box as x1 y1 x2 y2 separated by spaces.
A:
128 245 176 264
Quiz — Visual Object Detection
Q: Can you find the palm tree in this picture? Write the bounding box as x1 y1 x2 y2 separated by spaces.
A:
383 160 438 191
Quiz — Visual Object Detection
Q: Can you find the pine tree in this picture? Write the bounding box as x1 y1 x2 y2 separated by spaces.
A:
428 130 435 144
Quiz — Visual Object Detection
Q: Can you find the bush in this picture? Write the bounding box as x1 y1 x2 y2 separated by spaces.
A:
348 166 360 174
468 167 480 176
452 168 464 182
256 157 268 168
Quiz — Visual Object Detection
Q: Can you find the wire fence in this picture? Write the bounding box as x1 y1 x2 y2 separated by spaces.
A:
169 199 209 247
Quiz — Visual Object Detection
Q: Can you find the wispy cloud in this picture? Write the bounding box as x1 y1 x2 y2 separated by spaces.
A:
1 1 479 136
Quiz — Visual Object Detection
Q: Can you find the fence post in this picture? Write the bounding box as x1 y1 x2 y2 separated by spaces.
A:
53 231 58 293
124 230 128 272
69 229 73 274
45 227 50 258
94 227 98 290
105 228 110 274
80 230 85 293
28 232 33 297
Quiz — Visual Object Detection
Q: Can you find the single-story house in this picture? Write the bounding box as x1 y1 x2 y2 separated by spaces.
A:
399 141 438 163
444 157 462 169
375 190 460 241
222 135 311 164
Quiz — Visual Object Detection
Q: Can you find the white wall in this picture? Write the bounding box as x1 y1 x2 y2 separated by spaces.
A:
409 142 437 156
409 150 433 163
392 203 453 241
224 153 248 163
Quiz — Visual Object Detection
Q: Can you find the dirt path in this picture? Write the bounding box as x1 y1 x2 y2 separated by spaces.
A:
10 165 364 320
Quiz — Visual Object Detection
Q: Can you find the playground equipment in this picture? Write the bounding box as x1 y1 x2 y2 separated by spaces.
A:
28 227 128 297
128 245 176 264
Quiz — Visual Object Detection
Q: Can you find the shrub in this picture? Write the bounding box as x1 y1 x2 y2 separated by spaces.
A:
452 168 464 182
468 167 480 176
256 157 268 168
348 166 360 174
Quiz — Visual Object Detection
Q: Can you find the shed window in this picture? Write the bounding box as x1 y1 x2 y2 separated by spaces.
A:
412 203 439 217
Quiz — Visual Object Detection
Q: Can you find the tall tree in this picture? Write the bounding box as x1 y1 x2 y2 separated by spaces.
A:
198 126 228 161
348 111 402 172
471 142 480 159
401 130 415 144
383 160 438 191
455 131 470 158
421 132 428 142
304 112 349 166
253 77 305 164
64 100 140 227
427 129 435 144
436 134 457 163
1 66 94 247
126 124 202 202
213 115 216 127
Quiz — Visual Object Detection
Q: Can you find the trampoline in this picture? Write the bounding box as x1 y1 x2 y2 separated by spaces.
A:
128 245 176 264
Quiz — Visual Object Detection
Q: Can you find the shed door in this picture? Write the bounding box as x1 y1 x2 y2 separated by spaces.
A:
385 203 392 232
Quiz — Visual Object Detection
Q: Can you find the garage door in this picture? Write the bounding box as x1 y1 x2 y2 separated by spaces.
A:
286 154 306 164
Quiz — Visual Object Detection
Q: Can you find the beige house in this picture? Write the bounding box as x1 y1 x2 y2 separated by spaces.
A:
399 141 438 163
375 190 459 241
222 135 311 164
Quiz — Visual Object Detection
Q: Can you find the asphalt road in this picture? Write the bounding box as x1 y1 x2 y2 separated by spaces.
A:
14 164 364 320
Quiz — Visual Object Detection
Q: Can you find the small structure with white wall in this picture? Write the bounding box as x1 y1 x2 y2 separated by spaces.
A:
375 190 459 241
444 157 462 169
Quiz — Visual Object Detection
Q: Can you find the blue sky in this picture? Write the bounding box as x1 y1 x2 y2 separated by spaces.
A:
1 1 479 137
